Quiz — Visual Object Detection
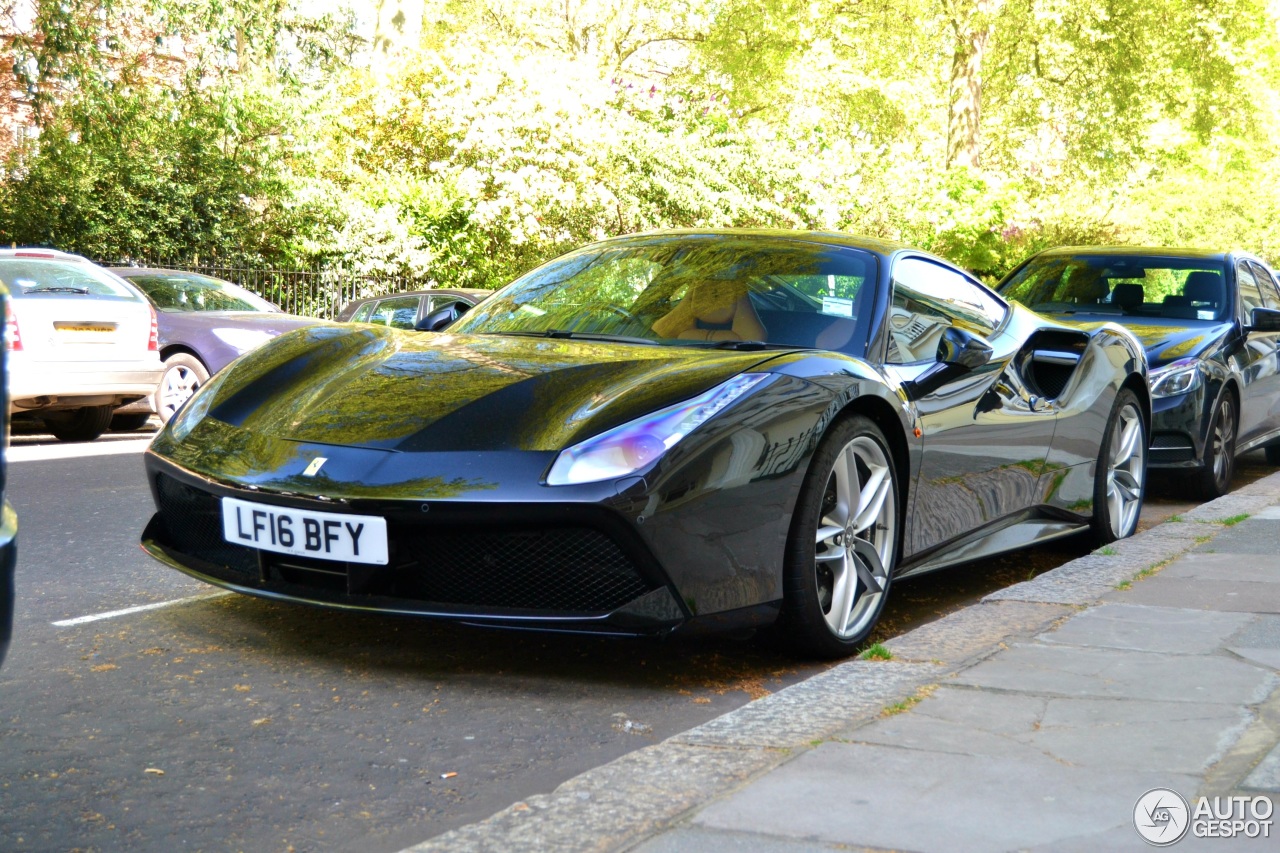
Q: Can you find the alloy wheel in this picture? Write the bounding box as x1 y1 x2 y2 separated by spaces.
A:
159 365 201 420
813 435 897 640
1211 397 1235 491
1106 401 1145 537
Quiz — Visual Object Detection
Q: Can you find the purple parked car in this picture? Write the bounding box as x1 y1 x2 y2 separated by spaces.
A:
109 268 322 427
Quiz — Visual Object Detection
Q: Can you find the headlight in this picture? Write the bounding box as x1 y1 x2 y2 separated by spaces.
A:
546 374 773 485
1149 357 1203 398
212 327 274 353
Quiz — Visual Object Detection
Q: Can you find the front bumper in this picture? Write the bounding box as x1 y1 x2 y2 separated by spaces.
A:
141 457 691 635
1148 387 1209 469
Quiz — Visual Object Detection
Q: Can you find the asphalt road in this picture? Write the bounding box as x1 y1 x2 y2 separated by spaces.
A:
0 435 1271 852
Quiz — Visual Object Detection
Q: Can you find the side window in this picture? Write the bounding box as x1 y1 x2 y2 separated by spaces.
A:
351 302 374 323
1248 262 1280 309
1236 263 1265 318
887 258 1006 364
371 296 422 330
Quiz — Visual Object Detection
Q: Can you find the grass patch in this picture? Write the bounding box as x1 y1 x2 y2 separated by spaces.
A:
859 643 893 661
1221 513 1250 526
1097 545 1118 556
1194 534 1212 544
879 685 937 718
1168 514 1183 523
1116 558 1174 590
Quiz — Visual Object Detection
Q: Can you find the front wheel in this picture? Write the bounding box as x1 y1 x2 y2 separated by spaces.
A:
155 353 210 423
1195 393 1237 500
1092 388 1147 544
779 415 899 658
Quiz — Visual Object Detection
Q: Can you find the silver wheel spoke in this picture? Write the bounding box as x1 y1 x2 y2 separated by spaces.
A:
1104 403 1145 537
851 464 891 536
813 434 897 641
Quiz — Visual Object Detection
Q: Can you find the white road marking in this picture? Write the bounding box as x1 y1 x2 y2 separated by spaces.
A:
52 591 233 627
10 437 154 463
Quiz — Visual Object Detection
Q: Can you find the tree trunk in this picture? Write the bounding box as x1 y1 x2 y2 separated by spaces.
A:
947 0 1002 169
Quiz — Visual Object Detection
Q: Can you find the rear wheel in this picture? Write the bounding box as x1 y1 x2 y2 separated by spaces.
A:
43 405 115 442
1092 388 1147 544
779 415 899 659
155 353 210 423
1266 445 1280 465
1195 393 1236 499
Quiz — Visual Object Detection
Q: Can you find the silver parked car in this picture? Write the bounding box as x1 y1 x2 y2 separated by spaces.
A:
0 249 163 441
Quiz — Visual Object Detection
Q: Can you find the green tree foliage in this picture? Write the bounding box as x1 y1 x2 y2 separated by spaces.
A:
0 0 1277 294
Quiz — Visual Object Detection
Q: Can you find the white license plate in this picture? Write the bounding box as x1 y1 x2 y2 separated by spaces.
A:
221 497 388 565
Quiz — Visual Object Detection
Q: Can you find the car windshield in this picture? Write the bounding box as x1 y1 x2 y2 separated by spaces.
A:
125 272 278 313
1000 255 1230 322
0 259 139 299
449 236 878 355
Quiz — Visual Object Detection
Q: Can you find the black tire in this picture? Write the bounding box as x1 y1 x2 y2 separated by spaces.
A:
1092 388 1148 545
43 405 115 442
778 415 900 659
109 413 151 432
1195 392 1237 500
155 353 210 423
1266 444 1280 465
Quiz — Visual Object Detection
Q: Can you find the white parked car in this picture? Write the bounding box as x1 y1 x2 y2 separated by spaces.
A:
0 249 163 441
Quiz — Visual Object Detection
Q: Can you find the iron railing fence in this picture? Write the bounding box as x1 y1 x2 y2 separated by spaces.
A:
108 260 423 320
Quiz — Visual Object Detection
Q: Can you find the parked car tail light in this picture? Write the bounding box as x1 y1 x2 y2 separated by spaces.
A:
147 303 159 352
4 301 20 351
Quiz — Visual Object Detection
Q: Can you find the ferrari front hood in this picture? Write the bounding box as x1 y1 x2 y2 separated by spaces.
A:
205 327 781 452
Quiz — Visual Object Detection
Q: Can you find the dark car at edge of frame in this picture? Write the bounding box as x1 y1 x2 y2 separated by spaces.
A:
139 230 1149 658
997 246 1280 499
0 278 18 668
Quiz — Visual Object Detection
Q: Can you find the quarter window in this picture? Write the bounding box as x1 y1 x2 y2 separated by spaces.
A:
371 296 422 330
887 258 1006 364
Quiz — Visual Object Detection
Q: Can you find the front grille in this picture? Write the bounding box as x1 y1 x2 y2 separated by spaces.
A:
152 474 655 614
155 474 259 577
1150 431 1195 463
397 527 648 611
1151 431 1193 450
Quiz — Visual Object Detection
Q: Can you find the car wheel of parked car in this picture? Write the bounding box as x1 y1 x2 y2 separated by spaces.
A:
155 353 210 423
1092 388 1147 545
1196 393 1237 500
1265 444 1280 465
43 405 115 442
780 415 899 658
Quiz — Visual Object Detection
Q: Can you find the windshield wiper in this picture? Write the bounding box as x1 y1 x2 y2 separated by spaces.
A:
25 286 90 294
685 339 780 351
491 330 660 346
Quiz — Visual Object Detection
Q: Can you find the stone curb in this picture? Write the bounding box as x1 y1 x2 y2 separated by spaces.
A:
401 470 1280 853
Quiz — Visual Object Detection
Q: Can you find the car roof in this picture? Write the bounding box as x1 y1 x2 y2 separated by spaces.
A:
0 248 95 263
1025 245 1233 262
607 227 910 257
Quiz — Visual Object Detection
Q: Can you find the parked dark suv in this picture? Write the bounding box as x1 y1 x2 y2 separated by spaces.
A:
998 246 1280 498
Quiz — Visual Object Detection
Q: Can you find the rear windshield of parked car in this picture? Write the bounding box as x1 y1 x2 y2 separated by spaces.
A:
0 260 140 300
1001 255 1230 322
124 273 277 313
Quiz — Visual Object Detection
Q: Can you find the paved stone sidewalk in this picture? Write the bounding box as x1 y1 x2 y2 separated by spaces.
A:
405 474 1280 852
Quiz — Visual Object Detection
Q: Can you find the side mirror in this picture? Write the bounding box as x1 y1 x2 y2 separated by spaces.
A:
903 327 994 401
1248 307 1280 333
415 300 471 332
